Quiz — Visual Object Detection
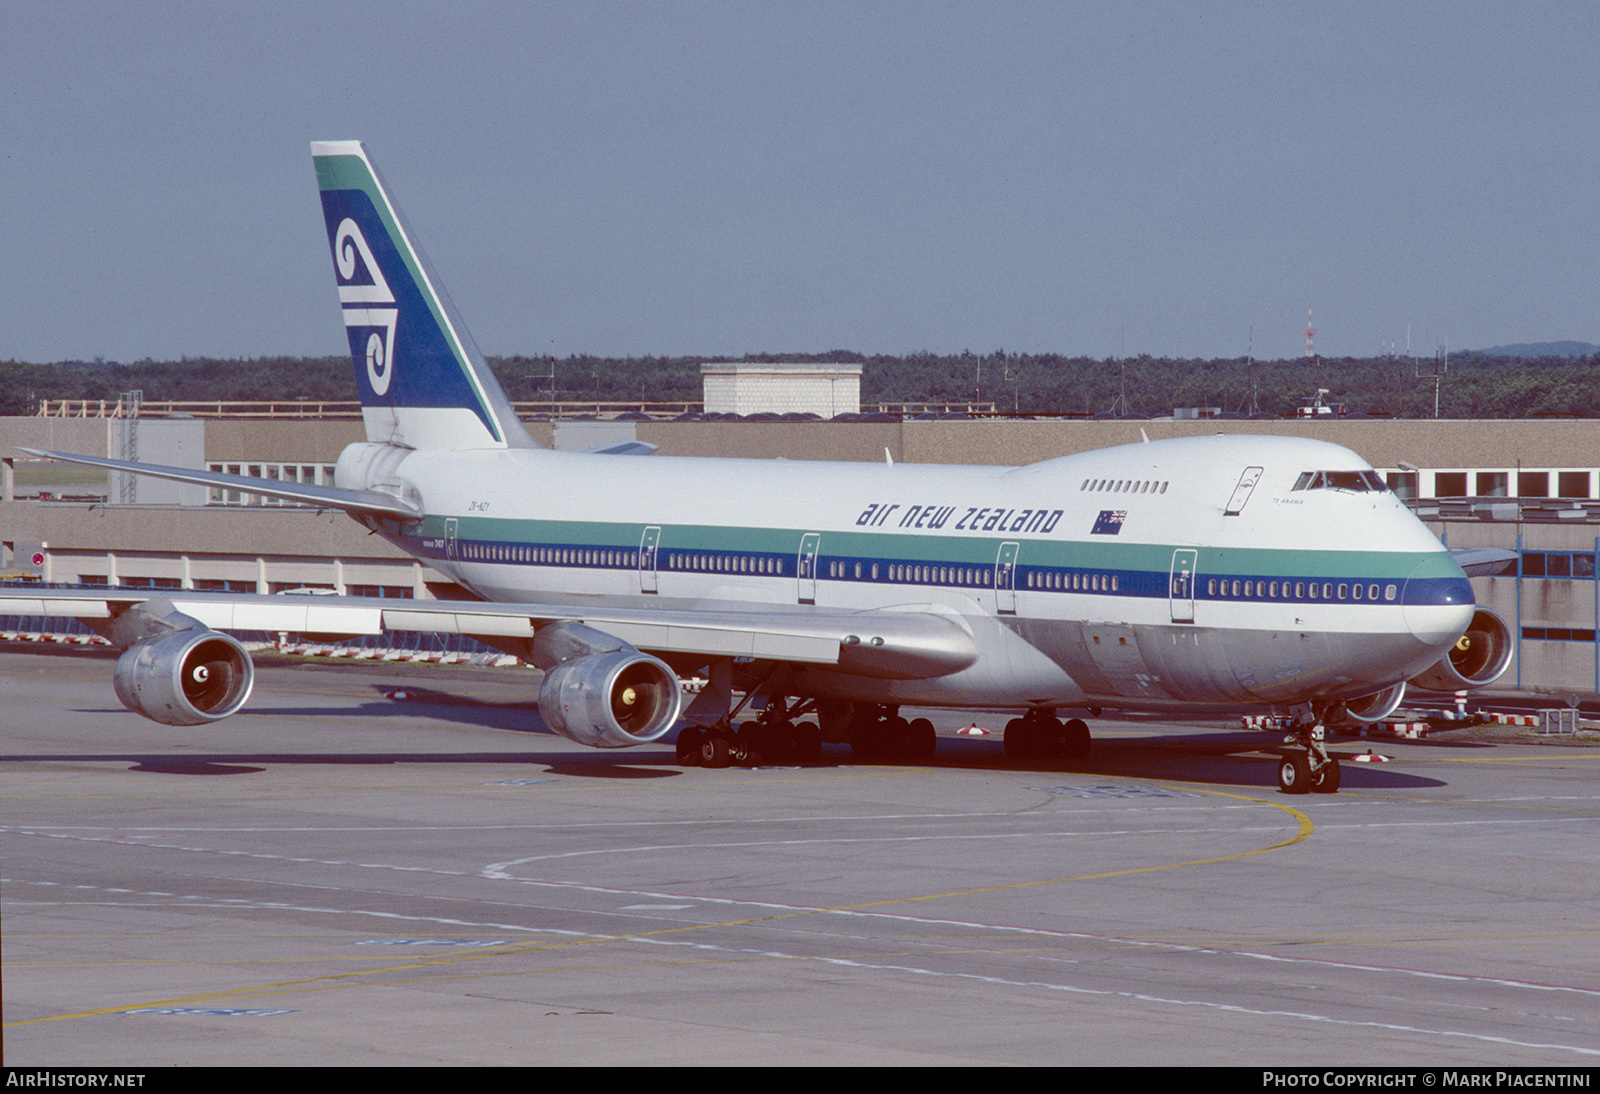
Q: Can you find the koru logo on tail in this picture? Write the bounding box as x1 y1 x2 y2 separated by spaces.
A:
333 218 398 395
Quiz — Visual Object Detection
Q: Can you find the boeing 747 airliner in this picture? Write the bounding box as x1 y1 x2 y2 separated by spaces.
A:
11 142 1512 793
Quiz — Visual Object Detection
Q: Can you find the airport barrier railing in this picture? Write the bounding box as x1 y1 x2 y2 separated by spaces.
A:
32 398 1008 421
1409 496 1600 525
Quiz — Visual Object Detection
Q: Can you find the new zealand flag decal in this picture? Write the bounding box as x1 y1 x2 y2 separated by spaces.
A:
1091 510 1127 535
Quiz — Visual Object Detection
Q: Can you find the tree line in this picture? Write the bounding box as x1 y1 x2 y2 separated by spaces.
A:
4 349 1599 419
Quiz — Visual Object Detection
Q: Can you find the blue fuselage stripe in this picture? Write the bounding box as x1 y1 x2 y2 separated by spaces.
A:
403 524 1470 608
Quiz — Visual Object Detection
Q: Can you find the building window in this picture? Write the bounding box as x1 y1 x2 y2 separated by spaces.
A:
1517 471 1549 498
1476 472 1508 498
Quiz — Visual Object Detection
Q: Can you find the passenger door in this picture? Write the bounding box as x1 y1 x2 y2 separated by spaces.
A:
995 541 1019 614
1169 548 1197 623
638 525 661 594
797 533 821 604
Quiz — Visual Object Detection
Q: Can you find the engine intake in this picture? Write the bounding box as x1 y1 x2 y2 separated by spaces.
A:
1408 607 1513 691
538 650 682 748
113 630 255 725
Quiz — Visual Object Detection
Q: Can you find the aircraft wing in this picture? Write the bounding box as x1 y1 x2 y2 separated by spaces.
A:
0 587 977 681
17 448 421 521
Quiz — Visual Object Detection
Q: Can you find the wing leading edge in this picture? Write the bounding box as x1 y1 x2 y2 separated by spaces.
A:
0 587 977 681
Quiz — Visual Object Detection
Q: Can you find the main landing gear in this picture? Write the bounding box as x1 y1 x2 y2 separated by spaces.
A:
1277 715 1341 795
1002 709 1092 762
847 705 937 763
675 696 823 768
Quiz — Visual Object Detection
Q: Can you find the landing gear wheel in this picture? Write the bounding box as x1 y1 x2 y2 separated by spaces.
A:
768 721 800 763
1310 758 1341 793
849 717 884 760
1278 754 1311 794
906 717 937 762
1062 718 1091 760
884 716 913 761
675 727 704 766
1003 718 1033 760
729 728 761 767
793 720 823 763
1280 712 1340 794
849 707 893 761
699 732 731 769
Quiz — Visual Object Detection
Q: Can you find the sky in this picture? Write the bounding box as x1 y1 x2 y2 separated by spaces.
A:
2 1 1595 364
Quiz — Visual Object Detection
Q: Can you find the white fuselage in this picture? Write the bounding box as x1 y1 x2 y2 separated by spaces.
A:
339 432 1475 712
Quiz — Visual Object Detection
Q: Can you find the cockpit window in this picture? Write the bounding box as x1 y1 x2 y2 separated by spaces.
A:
1291 470 1389 493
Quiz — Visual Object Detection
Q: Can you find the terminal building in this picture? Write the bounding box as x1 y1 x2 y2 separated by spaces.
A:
4 412 1599 694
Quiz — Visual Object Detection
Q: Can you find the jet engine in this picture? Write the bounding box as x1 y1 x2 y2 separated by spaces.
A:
1338 682 1408 724
1408 607 1514 691
537 649 682 748
113 629 255 726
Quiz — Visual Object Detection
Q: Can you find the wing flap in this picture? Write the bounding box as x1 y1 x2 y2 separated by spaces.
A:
175 599 386 635
3 596 113 619
382 609 536 638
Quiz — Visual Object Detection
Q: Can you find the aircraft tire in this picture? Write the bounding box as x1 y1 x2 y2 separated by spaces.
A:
1003 718 1037 760
1278 754 1311 794
700 733 731 769
886 716 913 761
793 720 823 763
1311 758 1341 794
768 721 800 763
849 710 886 760
676 727 704 766
906 718 936 762
730 729 761 768
1062 718 1091 759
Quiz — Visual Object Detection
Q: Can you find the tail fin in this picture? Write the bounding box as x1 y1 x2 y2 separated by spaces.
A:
311 141 537 450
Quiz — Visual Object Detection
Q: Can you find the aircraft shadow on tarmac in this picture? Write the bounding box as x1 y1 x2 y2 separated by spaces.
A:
244 682 553 732
0 749 681 780
878 729 1454 792
34 681 1473 790
2 736 1455 793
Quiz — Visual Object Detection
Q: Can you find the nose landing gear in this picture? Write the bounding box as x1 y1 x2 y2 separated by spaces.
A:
1278 716 1341 794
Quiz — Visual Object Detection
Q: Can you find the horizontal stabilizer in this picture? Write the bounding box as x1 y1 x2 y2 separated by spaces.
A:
581 440 660 456
18 448 421 521
1448 547 1519 578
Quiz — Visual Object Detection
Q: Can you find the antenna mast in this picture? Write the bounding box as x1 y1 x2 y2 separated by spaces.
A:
1415 340 1448 419
1239 326 1261 416
1107 326 1131 417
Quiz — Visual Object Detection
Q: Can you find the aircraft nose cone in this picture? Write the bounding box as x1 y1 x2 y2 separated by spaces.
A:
1401 554 1476 647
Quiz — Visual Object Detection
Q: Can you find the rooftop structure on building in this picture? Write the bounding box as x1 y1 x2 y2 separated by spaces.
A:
700 362 862 418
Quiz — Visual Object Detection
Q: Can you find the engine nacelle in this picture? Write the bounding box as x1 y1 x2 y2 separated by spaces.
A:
1408 607 1514 691
1336 682 1407 724
537 650 682 748
113 630 255 725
